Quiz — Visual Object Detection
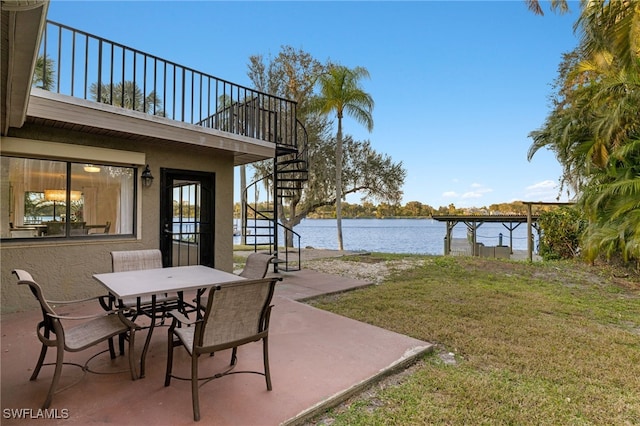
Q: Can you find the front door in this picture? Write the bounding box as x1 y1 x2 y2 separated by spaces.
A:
159 169 215 267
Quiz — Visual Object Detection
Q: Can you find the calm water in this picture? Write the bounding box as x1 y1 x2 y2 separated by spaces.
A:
236 218 536 255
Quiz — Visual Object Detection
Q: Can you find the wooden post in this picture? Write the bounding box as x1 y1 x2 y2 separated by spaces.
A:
526 203 533 262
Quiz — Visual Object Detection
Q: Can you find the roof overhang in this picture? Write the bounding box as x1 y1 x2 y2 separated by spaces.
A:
25 89 275 166
1 0 49 135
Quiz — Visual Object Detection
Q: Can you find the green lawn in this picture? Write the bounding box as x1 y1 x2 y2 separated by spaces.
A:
307 255 640 425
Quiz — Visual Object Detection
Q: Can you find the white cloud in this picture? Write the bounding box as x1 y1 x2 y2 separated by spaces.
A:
461 191 483 199
442 183 494 204
526 180 557 191
524 179 561 201
460 184 493 199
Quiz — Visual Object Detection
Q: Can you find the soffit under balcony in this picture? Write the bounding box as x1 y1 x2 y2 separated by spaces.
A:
0 1 49 135
25 89 275 166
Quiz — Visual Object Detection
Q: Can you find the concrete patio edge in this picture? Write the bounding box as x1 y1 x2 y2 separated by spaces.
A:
282 344 434 426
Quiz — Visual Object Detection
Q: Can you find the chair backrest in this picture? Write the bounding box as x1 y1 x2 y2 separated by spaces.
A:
45 222 64 236
111 249 163 272
10 228 37 238
198 277 278 351
70 222 88 235
238 253 274 279
12 269 58 331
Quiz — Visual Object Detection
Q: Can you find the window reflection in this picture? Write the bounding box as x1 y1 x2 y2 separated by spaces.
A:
1 156 135 239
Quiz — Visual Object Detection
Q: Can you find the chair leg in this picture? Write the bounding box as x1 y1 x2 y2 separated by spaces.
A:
192 353 201 422
263 336 272 391
118 332 126 356
42 343 65 409
164 333 174 387
108 337 116 359
230 347 238 366
127 329 138 380
30 343 48 381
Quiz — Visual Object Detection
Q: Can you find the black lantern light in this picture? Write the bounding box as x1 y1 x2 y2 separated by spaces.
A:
141 164 154 187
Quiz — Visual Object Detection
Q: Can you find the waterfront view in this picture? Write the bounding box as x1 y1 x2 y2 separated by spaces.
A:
236 218 536 255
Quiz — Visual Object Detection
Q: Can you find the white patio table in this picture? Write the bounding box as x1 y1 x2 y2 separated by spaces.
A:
93 265 244 378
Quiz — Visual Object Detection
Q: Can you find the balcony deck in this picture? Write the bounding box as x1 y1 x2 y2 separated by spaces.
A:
22 20 303 166
1 256 433 425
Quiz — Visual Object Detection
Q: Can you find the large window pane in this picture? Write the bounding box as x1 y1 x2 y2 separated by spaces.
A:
1 156 135 239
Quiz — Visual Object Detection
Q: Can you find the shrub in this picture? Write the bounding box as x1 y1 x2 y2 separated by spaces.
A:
538 207 586 260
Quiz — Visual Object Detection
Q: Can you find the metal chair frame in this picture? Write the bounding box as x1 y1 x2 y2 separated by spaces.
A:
165 277 278 421
13 269 139 409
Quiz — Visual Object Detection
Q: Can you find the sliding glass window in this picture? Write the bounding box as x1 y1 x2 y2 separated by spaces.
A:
1 156 135 239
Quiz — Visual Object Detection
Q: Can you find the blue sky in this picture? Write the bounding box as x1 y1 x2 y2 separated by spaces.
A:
47 1 580 208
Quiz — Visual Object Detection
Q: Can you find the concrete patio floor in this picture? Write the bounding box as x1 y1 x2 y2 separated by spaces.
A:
1 258 433 425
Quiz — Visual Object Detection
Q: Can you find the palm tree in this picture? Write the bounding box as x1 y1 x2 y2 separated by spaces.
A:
89 81 163 115
528 0 640 265
32 55 55 90
524 0 569 16
310 65 374 250
577 1 640 72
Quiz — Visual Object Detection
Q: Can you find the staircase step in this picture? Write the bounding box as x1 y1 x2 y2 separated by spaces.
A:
277 158 307 166
277 172 308 179
277 177 308 183
276 146 298 156
278 170 308 175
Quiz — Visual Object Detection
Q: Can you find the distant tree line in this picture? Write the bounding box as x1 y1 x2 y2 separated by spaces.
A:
234 200 558 219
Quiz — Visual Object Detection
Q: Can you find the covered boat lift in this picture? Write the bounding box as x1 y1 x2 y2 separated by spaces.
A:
433 214 540 260
433 202 573 261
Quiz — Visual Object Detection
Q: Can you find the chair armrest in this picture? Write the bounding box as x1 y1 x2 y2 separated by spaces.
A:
47 308 135 322
166 310 199 326
98 295 113 311
117 310 141 329
47 294 111 306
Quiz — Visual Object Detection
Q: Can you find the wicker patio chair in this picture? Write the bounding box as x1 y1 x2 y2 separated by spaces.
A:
13 269 139 409
165 277 279 421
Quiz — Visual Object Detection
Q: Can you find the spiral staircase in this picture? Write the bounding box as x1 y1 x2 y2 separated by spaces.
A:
241 122 308 271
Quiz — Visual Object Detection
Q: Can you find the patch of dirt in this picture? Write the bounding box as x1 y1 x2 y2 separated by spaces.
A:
305 256 423 284
341 255 386 264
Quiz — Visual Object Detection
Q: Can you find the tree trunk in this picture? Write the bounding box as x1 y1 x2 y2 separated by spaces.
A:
336 116 344 251
240 165 247 245
285 229 294 248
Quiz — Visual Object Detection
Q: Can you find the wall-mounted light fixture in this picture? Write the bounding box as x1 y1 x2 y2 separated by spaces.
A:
83 164 101 173
141 164 154 187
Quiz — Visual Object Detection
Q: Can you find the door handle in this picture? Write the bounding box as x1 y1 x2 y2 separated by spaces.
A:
163 223 173 234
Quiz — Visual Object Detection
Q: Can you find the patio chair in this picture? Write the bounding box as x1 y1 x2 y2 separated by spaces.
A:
239 252 276 278
109 249 187 356
195 252 275 308
12 269 139 409
110 249 183 321
165 277 278 421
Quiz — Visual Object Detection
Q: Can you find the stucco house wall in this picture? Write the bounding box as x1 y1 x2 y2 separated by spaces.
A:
1 124 235 313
